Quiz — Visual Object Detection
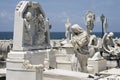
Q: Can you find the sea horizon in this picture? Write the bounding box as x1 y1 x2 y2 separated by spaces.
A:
0 32 120 40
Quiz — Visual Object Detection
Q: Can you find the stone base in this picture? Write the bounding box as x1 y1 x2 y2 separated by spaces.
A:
6 50 47 80
44 69 97 80
87 58 107 74
56 60 71 70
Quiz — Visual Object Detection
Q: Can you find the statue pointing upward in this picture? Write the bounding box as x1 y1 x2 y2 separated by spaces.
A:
65 18 71 43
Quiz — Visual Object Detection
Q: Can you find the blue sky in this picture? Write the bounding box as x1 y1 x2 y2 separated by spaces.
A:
0 0 120 32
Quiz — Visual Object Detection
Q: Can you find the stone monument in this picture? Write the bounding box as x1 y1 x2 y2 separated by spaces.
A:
6 1 51 80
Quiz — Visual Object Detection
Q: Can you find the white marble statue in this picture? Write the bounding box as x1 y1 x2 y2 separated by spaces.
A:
102 32 115 55
103 17 108 33
102 32 120 68
85 11 95 35
24 12 34 46
65 18 71 43
34 14 45 45
71 24 89 72
88 35 100 58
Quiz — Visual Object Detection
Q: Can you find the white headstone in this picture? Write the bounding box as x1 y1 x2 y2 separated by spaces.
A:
7 1 51 80
13 1 50 51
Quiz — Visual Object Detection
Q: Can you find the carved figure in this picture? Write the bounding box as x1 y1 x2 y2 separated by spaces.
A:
102 32 120 67
24 12 34 46
34 14 45 45
23 11 46 46
103 17 108 33
88 35 100 57
71 24 89 72
85 11 95 35
65 18 71 43
102 32 115 54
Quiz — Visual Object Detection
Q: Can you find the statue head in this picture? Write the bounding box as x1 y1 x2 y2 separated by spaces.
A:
71 24 83 35
91 35 97 44
108 32 114 38
85 11 95 22
26 12 32 21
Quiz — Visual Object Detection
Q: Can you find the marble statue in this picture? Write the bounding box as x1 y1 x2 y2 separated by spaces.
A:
103 17 108 33
71 24 89 72
102 32 115 55
88 35 100 57
102 32 120 67
85 11 95 35
102 32 120 55
65 18 71 43
23 11 35 46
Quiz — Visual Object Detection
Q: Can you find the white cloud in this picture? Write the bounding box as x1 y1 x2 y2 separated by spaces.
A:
0 10 7 18
0 10 13 20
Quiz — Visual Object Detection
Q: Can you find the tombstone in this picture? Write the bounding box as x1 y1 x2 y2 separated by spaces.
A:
13 1 50 51
6 1 51 80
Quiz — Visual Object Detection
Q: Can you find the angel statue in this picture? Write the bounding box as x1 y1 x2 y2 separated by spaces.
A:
85 11 95 35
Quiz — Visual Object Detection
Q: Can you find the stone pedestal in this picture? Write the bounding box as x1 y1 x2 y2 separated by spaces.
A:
87 58 107 74
6 50 47 80
56 45 74 70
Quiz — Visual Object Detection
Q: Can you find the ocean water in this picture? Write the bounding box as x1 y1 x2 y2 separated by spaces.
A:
0 32 120 40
